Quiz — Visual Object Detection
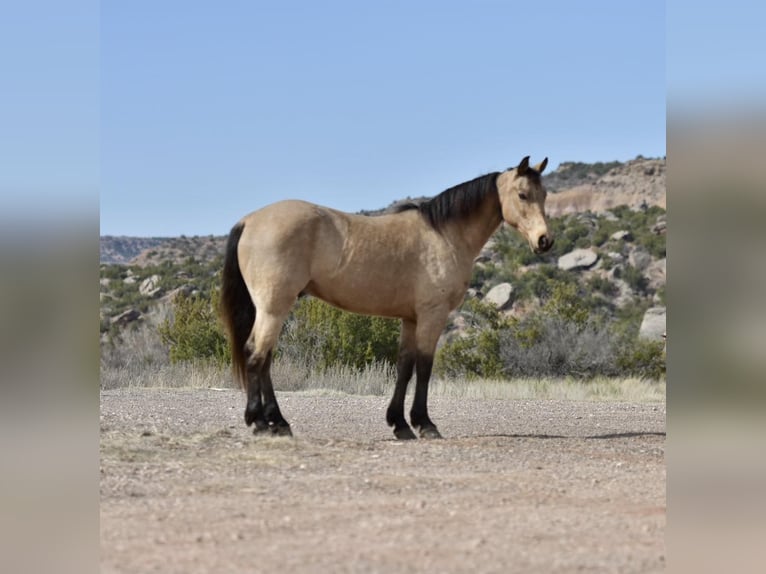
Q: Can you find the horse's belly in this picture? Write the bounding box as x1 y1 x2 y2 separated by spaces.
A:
305 278 413 320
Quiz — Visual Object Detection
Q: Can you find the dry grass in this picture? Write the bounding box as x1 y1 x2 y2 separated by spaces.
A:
100 359 665 403
431 376 665 403
100 361 231 390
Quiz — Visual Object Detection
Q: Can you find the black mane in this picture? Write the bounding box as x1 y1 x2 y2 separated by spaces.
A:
395 172 500 231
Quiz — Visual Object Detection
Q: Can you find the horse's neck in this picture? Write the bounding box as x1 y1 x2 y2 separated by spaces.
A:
445 193 503 260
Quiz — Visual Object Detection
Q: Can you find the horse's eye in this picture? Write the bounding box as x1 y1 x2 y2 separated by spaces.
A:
518 193 528 201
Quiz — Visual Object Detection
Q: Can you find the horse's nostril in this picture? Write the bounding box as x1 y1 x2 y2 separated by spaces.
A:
538 235 548 250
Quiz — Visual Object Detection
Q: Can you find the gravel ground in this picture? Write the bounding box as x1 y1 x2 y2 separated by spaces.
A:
100 388 665 573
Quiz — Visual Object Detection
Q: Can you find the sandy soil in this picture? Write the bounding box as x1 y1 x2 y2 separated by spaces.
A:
100 389 665 573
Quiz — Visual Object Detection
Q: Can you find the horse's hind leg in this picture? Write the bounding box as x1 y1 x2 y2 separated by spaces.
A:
245 308 292 436
244 353 267 432
259 350 291 436
387 320 418 440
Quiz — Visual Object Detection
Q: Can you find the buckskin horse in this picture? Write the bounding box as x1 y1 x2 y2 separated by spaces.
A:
220 156 552 439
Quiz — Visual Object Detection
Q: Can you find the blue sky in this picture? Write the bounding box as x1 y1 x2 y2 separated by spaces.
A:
0 1 98 224
3 1 675 237
6 2 766 237
97 0 666 237
667 0 766 112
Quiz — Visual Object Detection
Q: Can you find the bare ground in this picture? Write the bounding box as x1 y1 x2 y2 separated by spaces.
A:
100 389 665 573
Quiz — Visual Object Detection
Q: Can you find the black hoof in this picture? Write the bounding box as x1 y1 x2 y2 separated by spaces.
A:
394 426 418 440
419 426 443 439
245 405 265 428
269 422 293 437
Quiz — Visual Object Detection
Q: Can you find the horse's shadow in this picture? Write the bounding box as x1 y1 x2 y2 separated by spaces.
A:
461 431 666 440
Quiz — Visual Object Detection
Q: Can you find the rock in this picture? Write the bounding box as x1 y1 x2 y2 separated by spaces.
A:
162 285 195 302
602 211 619 222
100 277 111 288
645 258 666 290
110 309 141 326
558 248 599 271
612 278 635 308
610 230 633 242
639 307 666 341
568 212 598 230
651 215 667 235
606 251 625 265
484 283 514 310
123 276 137 285
139 274 163 297
628 248 652 272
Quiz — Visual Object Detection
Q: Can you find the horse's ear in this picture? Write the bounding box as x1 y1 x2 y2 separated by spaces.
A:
517 156 530 176
534 157 549 174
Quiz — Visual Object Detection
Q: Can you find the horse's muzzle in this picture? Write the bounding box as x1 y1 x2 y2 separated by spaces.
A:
534 234 554 254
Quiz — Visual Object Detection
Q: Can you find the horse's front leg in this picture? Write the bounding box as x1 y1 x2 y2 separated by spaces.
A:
409 313 448 439
410 353 442 439
387 320 417 440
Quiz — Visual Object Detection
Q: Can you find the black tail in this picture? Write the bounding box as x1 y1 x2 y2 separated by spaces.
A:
220 221 254 390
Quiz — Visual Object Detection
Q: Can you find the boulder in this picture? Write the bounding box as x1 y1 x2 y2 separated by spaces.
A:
639 307 666 341
610 230 633 242
628 248 652 272
558 248 599 271
485 283 514 310
162 285 196 302
110 309 141 326
612 278 635 308
573 212 598 229
651 215 667 235
139 274 163 297
606 251 625 265
645 258 666 290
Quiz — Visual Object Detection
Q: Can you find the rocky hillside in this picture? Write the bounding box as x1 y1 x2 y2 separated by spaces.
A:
545 156 665 217
100 236 169 265
101 157 665 266
101 235 226 266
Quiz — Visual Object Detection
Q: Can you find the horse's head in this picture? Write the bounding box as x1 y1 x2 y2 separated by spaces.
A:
497 156 553 254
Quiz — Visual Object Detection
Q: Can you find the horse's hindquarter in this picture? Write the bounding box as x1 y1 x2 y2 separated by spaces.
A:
238 201 325 306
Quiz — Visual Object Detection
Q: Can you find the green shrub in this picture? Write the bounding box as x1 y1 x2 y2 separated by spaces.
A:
436 299 511 379
280 297 400 371
510 265 578 303
436 329 504 379
540 281 590 327
587 275 618 298
616 338 666 380
436 281 665 380
158 291 230 364
622 264 649 294
555 161 622 180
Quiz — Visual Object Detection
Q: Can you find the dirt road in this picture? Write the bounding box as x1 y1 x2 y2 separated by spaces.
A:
100 389 665 573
